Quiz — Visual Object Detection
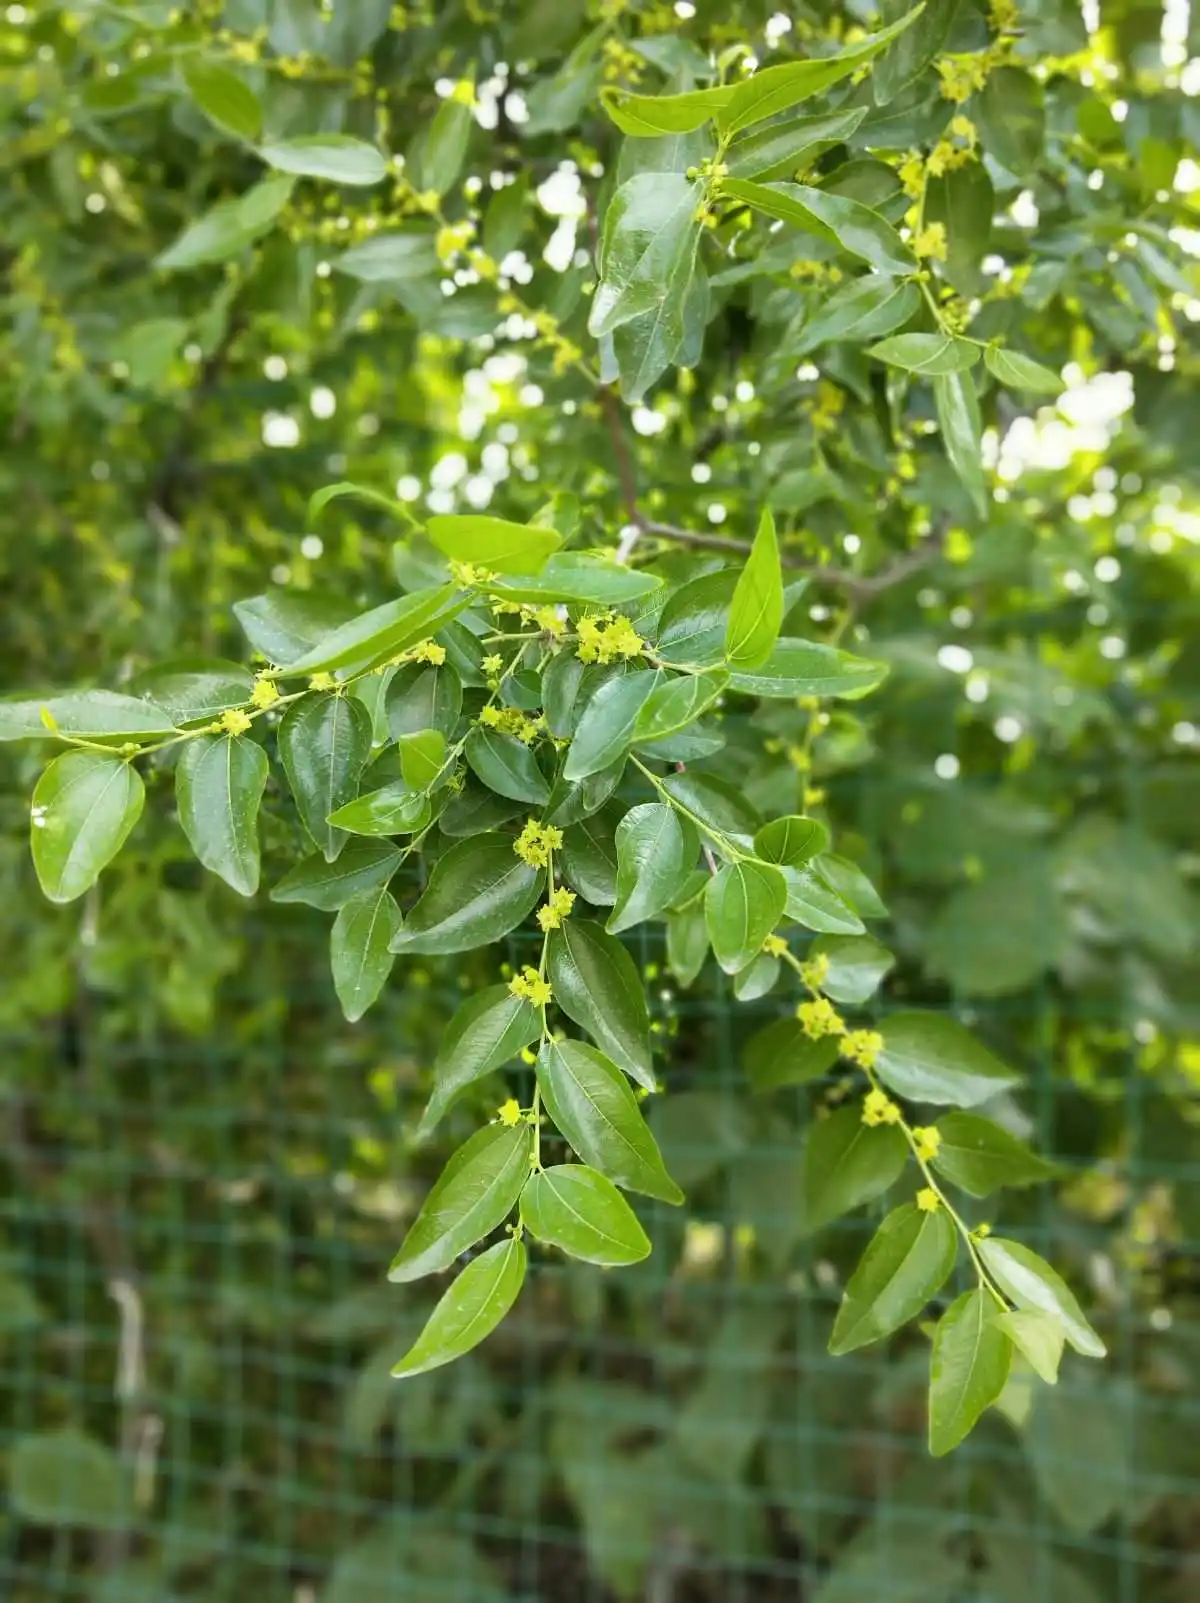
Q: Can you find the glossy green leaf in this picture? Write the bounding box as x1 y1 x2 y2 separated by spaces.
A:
391 1236 526 1379
520 1165 651 1266
397 729 447 792
175 734 268 897
976 67 1045 177
932 1112 1058 1197
390 834 543 955
543 756 627 829
547 919 655 1090
924 162 993 295
868 332 980 375
873 0 956 104
327 783 430 836
633 669 727 743
797 275 921 351
126 660 253 726
484 554 662 607
813 853 888 918
419 986 541 1135
560 811 620 907
744 1020 839 1094
259 135 388 186
608 803 698 936
705 859 787 974
977 1237 1106 1357
331 885 401 1022
600 83 733 137
727 106 868 181
875 1012 1019 1107
985 345 1064 394
753 815 829 866
385 661 462 740
725 509 783 668
728 639 888 699
666 901 709 988
563 670 660 782
536 1039 682 1203
426 515 560 575
722 180 915 275
269 585 467 677
781 866 866 934
388 1123 532 1283
828 1202 958 1354
660 769 760 837
809 934 895 1004
934 369 988 517
270 841 401 911
731 950 779 1001
181 58 261 141
803 1105 908 1232
30 752 144 905
155 174 294 269
308 480 414 526
279 692 373 861
928 1289 1013 1456
232 588 358 664
333 230 440 281
993 1309 1065 1385
465 727 550 804
0 690 175 743
589 174 703 340
654 569 737 667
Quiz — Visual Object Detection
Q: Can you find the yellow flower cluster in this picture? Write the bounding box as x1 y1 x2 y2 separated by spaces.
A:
528 604 566 636
509 966 553 1006
218 708 253 736
810 379 845 434
798 953 830 991
929 116 979 175
937 54 989 104
407 639 446 666
249 676 281 710
479 704 540 743
514 820 563 869
842 1029 883 1069
497 1098 523 1128
482 654 504 676
309 672 337 692
913 1125 941 1162
913 222 949 262
862 1088 902 1127
916 1187 941 1213
577 613 645 664
537 887 577 932
762 934 789 958
989 0 1019 31
797 997 845 1039
449 560 496 587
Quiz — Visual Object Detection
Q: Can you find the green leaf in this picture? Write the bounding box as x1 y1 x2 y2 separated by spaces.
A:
155 174 294 269
727 106 868 181
385 661 462 740
985 345 1064 395
269 585 467 677
813 853 888 918
270 841 401 911
934 369 988 518
175 734 268 897
924 161 993 295
873 0 957 105
308 480 414 526
397 729 448 792
803 1105 908 1232
536 1039 683 1203
126 660 253 726
279 692 372 861
633 670 727 743
704 859 787 974
744 1019 839 1094
407 95 472 196
875 1012 1019 1107
753 815 829 866
725 509 783 668
547 919 655 1091
797 275 921 352
655 569 737 666
666 901 709 988
728 639 888 699
560 809 619 906
520 1165 651 1266
181 58 261 141
388 1124 532 1283
484 554 662 607
0 689 175 743
259 135 388 186
660 770 760 837
426 515 561 575
867 332 980 374
828 1202 958 1354
732 950 779 1000
977 1237 1106 1357
10 1429 129 1531
465 727 550 804
781 866 866 934
600 83 733 137
608 803 698 935
30 752 144 905
563 670 660 782
928 1289 1013 1456
975 67 1044 177
233 587 357 664
715 10 922 134
931 1112 1058 1197
809 934 895 1004
327 783 431 837
331 885 402 1022
419 986 541 1135
589 174 703 339
722 180 914 275
389 834 543 955
993 1309 1064 1385
334 229 439 282
391 1237 526 1379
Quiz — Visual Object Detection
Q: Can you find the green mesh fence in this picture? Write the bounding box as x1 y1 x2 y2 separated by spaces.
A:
1 756 1197 1603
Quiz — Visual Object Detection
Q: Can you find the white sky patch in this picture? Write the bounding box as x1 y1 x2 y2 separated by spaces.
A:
537 164 587 219
543 218 577 273
262 413 299 448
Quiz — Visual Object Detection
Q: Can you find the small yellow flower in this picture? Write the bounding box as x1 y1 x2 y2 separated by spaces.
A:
916 1187 940 1213
537 887 577 931
219 708 253 736
842 1029 884 1070
514 820 563 869
308 672 337 691
532 605 566 636
798 953 830 992
762 934 788 958
797 997 845 1039
408 639 446 666
913 222 949 262
912 1125 942 1162
249 676 281 710
937 55 989 104
449 560 494 587
482 654 504 675
974 1221 992 1239
898 151 925 199
862 1088 901 1127
497 1098 523 1128
509 966 553 1007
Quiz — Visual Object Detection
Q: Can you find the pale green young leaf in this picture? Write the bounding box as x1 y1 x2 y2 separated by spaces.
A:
333 231 440 282
307 480 415 525
985 345 1064 394
803 1105 908 1232
727 639 888 699
600 83 733 137
828 1202 958 1354
388 1123 532 1283
268 585 467 677
608 803 699 935
520 1165 651 1266
425 514 561 575
279 692 373 861
753 814 829 866
406 96 472 196
928 1289 1013 1456
725 509 784 668
259 135 389 186
547 919 655 1091
331 885 402 1022
704 859 788 973
176 734 269 897
327 783 431 837
418 986 541 1136
397 729 448 792
875 1012 1019 1107
484 554 662 607
563 669 660 782
932 1112 1058 1197
391 1237 526 1379
978 1237 1106 1357
181 58 261 141
389 834 543 955
465 727 550 804
868 333 980 375
994 1309 1065 1384
270 841 402 911
633 669 728 743
536 1039 683 1203
809 934 895 1004
813 853 888 918
30 752 144 905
